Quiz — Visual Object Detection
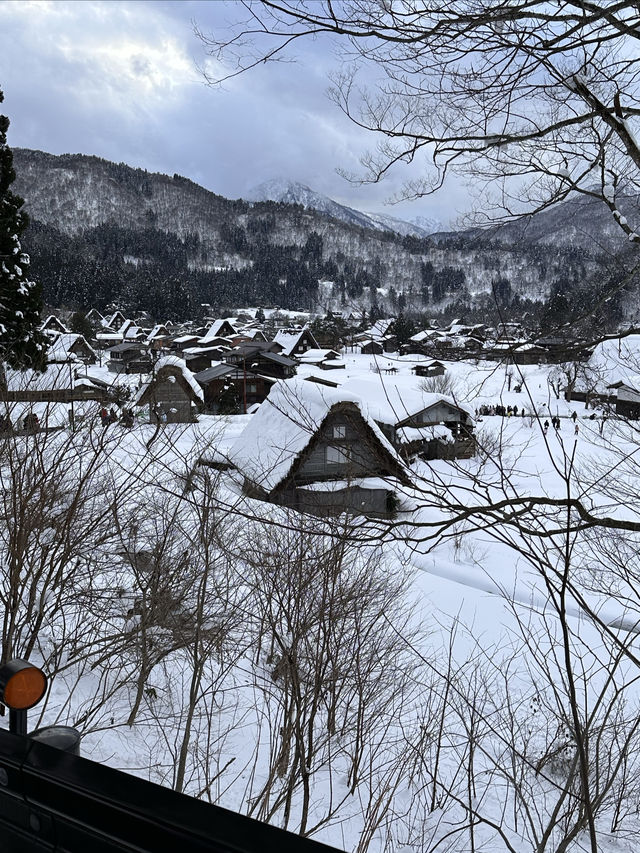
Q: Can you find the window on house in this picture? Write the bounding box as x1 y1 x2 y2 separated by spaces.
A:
333 425 346 439
326 446 350 464
247 383 257 393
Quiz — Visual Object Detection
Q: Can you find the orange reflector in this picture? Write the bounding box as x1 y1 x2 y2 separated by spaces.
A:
3 666 47 710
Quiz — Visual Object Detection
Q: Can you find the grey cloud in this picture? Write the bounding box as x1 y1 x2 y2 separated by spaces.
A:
0 0 457 227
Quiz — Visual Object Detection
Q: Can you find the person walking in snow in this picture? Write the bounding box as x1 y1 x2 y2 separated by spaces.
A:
543 420 549 435
571 411 578 423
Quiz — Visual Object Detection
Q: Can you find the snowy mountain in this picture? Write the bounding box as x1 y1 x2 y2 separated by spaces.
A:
11 148 626 322
245 178 437 238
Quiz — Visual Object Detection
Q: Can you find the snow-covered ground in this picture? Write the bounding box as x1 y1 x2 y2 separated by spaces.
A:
3 352 640 852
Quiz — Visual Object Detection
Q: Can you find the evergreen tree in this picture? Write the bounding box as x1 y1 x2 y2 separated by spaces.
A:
0 90 48 370
69 311 94 340
391 313 416 345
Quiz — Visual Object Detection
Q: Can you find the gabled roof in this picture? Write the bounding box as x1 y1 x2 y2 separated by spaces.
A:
228 377 406 494
147 324 170 341
272 327 319 356
40 315 69 334
46 334 96 363
134 356 204 406
4 363 78 392
339 376 473 427
199 319 238 344
194 364 235 384
118 319 144 339
103 311 126 329
362 319 394 341
109 342 146 354
298 348 341 361
173 334 201 345
225 348 296 368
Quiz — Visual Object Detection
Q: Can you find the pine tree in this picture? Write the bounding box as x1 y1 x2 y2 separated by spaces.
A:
69 311 94 340
0 89 48 371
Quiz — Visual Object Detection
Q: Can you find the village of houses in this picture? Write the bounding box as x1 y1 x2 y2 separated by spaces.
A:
2 306 640 518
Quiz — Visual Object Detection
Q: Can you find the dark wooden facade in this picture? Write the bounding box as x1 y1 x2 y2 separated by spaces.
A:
412 361 446 377
267 403 409 517
108 343 152 374
195 365 276 413
136 366 201 423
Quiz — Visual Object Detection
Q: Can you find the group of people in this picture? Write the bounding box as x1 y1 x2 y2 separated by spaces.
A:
542 413 581 436
476 404 526 418
99 406 135 429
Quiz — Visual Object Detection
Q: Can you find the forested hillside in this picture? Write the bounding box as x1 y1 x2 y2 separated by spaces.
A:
13 149 628 324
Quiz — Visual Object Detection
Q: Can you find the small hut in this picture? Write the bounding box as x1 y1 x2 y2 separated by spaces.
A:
134 356 203 423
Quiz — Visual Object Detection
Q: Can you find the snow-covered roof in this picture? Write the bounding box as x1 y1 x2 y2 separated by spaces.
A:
338 375 473 426
199 319 238 344
363 319 394 340
242 329 267 340
103 311 126 329
588 335 640 388
39 315 69 334
118 319 143 339
147 324 169 341
172 334 200 344
297 476 402 493
397 425 453 443
46 334 96 363
298 348 340 361
133 355 204 405
4 363 77 392
272 327 318 356
228 377 403 493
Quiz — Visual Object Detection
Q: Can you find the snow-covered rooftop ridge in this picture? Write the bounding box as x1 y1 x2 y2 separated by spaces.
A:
39 314 69 333
3 363 79 391
588 334 640 387
338 375 473 426
273 326 317 355
46 333 96 362
298 348 340 360
147 324 168 341
199 319 238 344
134 355 204 403
228 376 402 493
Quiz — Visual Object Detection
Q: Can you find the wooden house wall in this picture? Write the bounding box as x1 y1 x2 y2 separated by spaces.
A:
200 375 273 412
360 341 383 355
293 410 392 484
185 353 215 373
277 485 393 517
147 378 193 423
398 401 469 428
413 364 446 377
616 387 640 419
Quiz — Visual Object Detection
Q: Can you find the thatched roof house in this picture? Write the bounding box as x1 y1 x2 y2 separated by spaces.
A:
228 378 410 516
134 356 203 423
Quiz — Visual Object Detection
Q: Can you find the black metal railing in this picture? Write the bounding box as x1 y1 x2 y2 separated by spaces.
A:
0 728 342 852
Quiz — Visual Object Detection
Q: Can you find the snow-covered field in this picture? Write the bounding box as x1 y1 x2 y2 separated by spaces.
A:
3 351 640 852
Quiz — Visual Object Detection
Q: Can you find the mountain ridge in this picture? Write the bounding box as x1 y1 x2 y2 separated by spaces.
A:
11 147 628 326
245 177 440 237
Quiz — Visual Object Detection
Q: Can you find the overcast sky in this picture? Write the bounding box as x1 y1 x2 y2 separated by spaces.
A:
0 0 467 227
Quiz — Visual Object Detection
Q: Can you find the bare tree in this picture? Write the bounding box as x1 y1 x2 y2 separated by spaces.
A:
236 514 421 838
